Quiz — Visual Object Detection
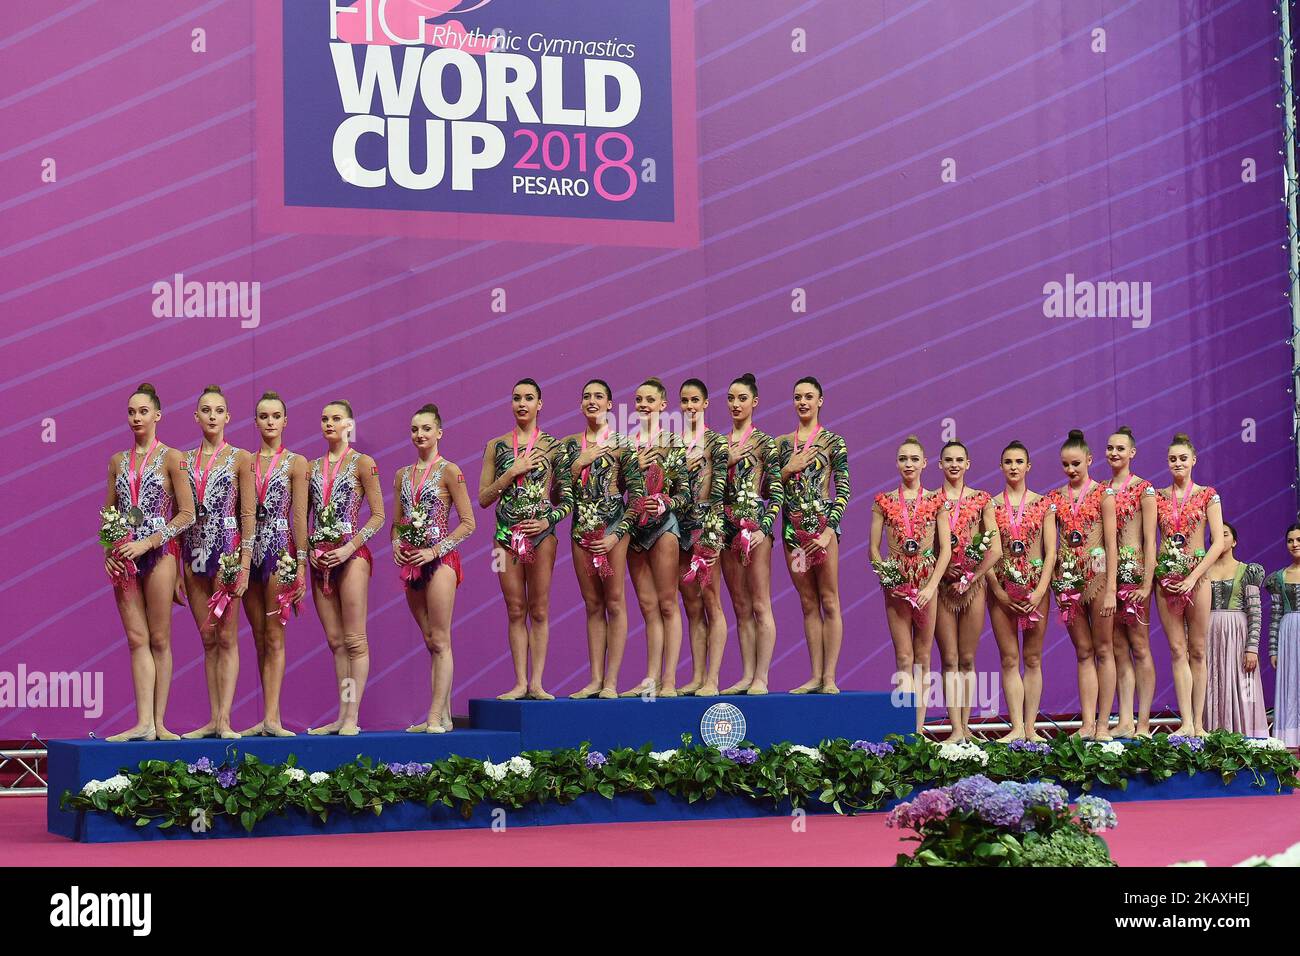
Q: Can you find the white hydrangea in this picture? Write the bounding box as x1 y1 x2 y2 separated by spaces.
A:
506 755 534 777
937 741 989 765
482 760 506 781
648 750 678 763
1245 737 1288 751
80 778 105 795
1099 741 1125 756
1266 841 1300 867
283 767 306 782
787 744 823 762
308 771 330 784
1232 855 1271 867
82 774 131 796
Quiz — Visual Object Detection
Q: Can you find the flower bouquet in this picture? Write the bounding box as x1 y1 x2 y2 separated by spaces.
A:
874 557 927 625
309 501 347 595
1155 538 1205 614
887 774 1117 867
789 489 829 569
575 500 612 579
725 476 763 566
947 529 993 593
268 550 300 625
630 453 673 528
203 551 242 630
1116 545 1147 626
505 478 548 565
1051 548 1086 626
395 504 434 588
682 509 724 588
1001 557 1045 630
99 505 137 592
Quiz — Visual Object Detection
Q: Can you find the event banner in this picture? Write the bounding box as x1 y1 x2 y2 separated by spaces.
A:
257 0 699 246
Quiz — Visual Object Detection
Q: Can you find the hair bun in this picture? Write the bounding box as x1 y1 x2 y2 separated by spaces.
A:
741 372 757 385
1068 429 1085 441
201 384 223 395
136 382 157 394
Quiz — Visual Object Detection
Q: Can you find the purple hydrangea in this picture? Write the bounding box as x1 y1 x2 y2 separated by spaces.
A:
1017 780 1068 812
215 768 237 789
948 774 999 813
585 751 607 768
887 787 955 829
977 785 1027 827
187 756 215 775
384 761 432 777
1075 794 1118 831
722 747 759 765
1007 739 1052 754
851 740 895 756
1167 735 1205 752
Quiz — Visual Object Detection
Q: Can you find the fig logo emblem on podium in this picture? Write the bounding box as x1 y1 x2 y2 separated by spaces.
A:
700 703 746 749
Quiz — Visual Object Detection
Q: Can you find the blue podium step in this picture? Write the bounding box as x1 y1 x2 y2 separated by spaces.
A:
46 729 522 840
469 691 911 751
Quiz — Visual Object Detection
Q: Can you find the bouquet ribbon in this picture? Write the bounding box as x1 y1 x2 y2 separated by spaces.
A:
508 524 537 564
579 529 612 579
730 518 760 565
1055 587 1083 626
1116 583 1148 626
791 511 828 568
1006 582 1042 631
312 541 343 594
632 493 670 527
267 588 298 626
108 535 138 593
682 546 717 589
398 543 424 588
1159 575 1194 614
890 582 928 628
202 583 235 631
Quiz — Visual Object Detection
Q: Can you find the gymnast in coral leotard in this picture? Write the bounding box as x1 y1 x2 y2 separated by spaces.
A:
393 403 475 733
102 383 196 742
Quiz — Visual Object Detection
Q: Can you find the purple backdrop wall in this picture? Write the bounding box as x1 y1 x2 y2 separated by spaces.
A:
1 0 1292 738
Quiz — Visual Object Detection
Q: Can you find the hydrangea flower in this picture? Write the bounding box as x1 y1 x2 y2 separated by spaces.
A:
787 744 823 762
482 760 507 782
187 757 215 775
309 771 330 784
282 767 306 782
585 751 607 768
851 740 895 756
1245 737 1288 751
887 787 955 829
1007 739 1052 754
506 756 534 776
384 761 432 777
648 749 677 763
937 741 989 765
216 768 238 789
1098 741 1126 756
976 786 1026 827
1075 794 1118 832
722 747 759 765
80 774 131 796
1017 780 1068 812
948 774 998 813
1166 734 1204 752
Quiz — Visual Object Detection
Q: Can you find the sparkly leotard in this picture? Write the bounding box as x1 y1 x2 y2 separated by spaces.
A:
489 431 573 552
563 432 635 544
627 430 687 552
113 444 186 578
1052 481 1107 604
399 459 466 589
308 451 379 582
775 428 850 549
677 428 728 551
721 428 783 546
181 445 244 577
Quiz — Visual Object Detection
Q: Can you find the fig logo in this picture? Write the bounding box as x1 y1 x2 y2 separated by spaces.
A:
331 0 496 51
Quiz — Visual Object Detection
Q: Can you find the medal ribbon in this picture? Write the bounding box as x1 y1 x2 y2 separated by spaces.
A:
945 483 966 533
1067 478 1094 538
254 447 287 515
411 455 443 505
128 438 160 513
684 423 707 455
512 429 540 487
1170 481 1195 535
580 427 609 487
193 441 226 515
1003 486 1030 550
321 445 351 507
793 423 822 479
728 422 755 480
898 483 923 544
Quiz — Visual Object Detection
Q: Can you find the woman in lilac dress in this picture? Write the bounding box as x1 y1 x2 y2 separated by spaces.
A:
393 404 475 733
1204 523 1266 735
1264 524 1300 747
103 383 196 741
179 386 255 740
307 400 385 736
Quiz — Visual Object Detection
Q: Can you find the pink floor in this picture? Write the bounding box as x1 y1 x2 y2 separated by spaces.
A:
6 793 1297 866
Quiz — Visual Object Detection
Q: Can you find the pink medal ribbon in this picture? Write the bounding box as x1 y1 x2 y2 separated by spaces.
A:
126 438 160 527
792 423 822 479
1003 487 1031 558
512 429 540 486
320 445 351 508
580 427 609 487
727 422 755 481
253 447 287 521
896 483 924 557
192 441 226 521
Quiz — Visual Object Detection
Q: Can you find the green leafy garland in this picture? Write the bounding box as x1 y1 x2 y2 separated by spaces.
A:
61 731 1299 835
